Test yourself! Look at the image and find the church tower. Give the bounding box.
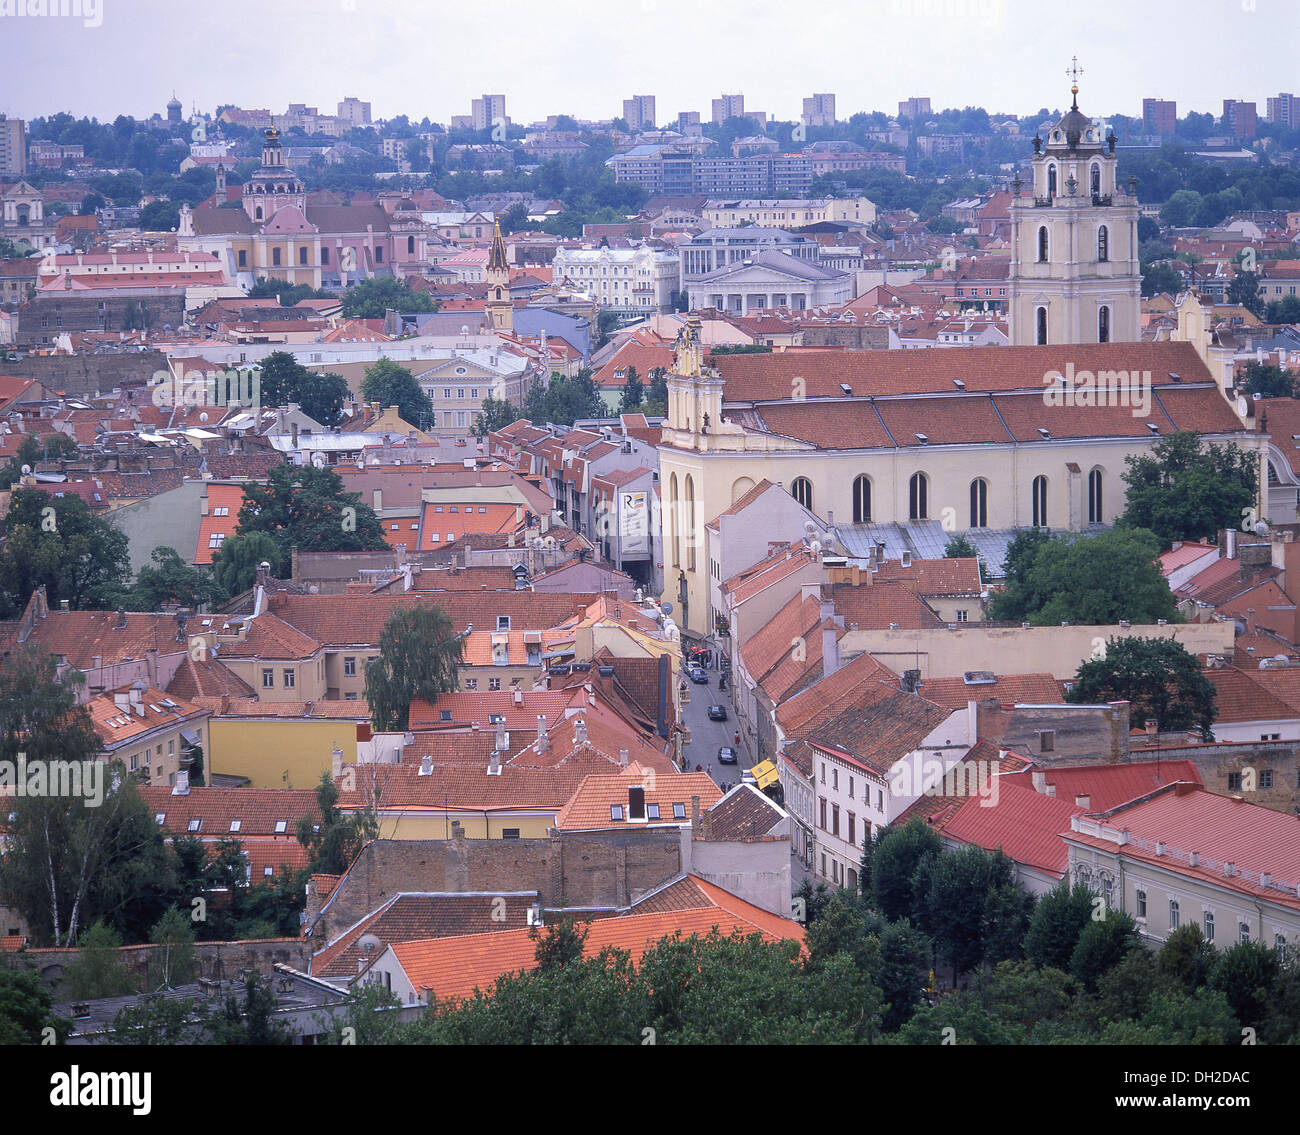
[485,220,513,333]
[1007,61,1141,347]
[241,128,306,224]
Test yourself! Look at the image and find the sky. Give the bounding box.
[0,0,1295,126]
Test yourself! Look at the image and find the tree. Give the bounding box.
[922,846,1026,975]
[0,967,69,1045]
[147,907,197,989]
[1227,269,1265,317]
[235,465,388,572]
[0,435,40,490]
[256,350,308,407]
[364,602,464,731]
[1141,262,1183,298]
[1120,430,1258,545]
[1158,922,1214,990]
[211,530,284,598]
[1264,294,1300,324]
[359,357,434,428]
[296,772,374,877]
[1160,189,1203,227]
[122,546,221,611]
[207,969,294,1045]
[473,396,522,436]
[297,372,350,429]
[62,920,138,999]
[1206,939,1280,1032]
[110,995,208,1045]
[943,534,978,559]
[340,277,436,319]
[138,200,181,231]
[531,918,589,972]
[0,648,180,946]
[1067,635,1216,736]
[619,365,643,411]
[877,919,933,1032]
[1024,881,1095,971]
[987,527,1178,627]
[869,820,942,923]
[0,488,131,618]
[1239,360,1293,399]
[43,432,80,460]
[1068,910,1142,992]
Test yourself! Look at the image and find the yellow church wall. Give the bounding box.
[208,718,354,788]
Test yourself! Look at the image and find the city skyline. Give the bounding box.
[0,0,1295,126]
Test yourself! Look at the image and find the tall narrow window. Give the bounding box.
[1088,468,1103,524]
[1098,305,1110,343]
[1048,165,1057,197]
[1097,224,1109,262]
[669,473,679,568]
[408,235,415,254]
[1037,226,1048,262]
[1031,475,1048,528]
[1090,164,1101,196]
[909,472,928,521]
[684,474,696,571]
[969,478,987,528]
[790,477,813,511]
[852,475,871,523]
[1036,306,1048,346]
[272,247,281,266]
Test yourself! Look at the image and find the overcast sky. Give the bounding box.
[0,0,1294,125]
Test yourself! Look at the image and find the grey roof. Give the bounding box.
[695,249,847,283]
[831,522,1022,579]
[686,227,808,244]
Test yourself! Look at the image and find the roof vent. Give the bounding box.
[1037,427,1051,439]
[915,432,928,444]
[839,383,852,396]
[1147,422,1160,433]
[953,378,965,390]
[962,671,997,685]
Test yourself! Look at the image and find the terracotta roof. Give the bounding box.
[713,340,1217,401]
[217,612,321,660]
[938,779,1084,876]
[138,785,321,838]
[554,767,721,830]
[410,689,585,733]
[165,655,256,700]
[1003,760,1204,813]
[194,484,246,566]
[874,557,982,597]
[88,687,207,748]
[807,689,955,777]
[775,650,901,737]
[1064,785,1300,911]
[826,580,945,631]
[704,784,787,841]
[312,891,538,979]
[389,881,804,1003]
[916,672,1065,710]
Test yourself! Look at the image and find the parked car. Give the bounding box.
[717,745,737,764]
[688,666,710,684]
[707,704,728,721]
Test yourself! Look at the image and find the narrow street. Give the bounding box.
[677,657,751,792]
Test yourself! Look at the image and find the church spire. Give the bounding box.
[488,219,508,275]
[1067,56,1083,111]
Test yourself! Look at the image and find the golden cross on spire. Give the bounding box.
[1067,56,1083,106]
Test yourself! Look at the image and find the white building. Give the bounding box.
[552,245,680,315]
[702,197,876,229]
[687,249,852,313]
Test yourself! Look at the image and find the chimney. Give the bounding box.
[1145,718,1158,736]
[60,599,69,610]
[331,745,344,780]
[1031,770,1046,794]
[619,748,629,767]
[488,751,501,776]
[575,718,588,745]
[822,621,841,679]
[512,689,524,706]
[495,720,508,750]
[114,691,130,711]
[690,794,701,836]
[1074,793,1090,809]
[419,755,433,776]
[115,607,127,630]
[536,714,548,751]
[171,770,190,795]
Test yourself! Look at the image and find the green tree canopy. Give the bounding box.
[341,277,437,319]
[988,526,1178,626]
[1066,635,1216,736]
[62,920,138,999]
[363,602,465,731]
[0,968,69,1045]
[1239,360,1293,399]
[211,530,284,598]
[359,357,434,428]
[1024,881,1096,971]
[869,820,943,924]
[0,488,130,618]
[473,396,523,436]
[235,465,388,571]
[1120,430,1258,545]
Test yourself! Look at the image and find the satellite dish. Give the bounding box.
[659,601,673,616]
[1237,396,1249,417]
[258,561,271,571]
[20,464,31,475]
[199,411,208,423]
[1255,521,1269,536]
[357,933,382,955]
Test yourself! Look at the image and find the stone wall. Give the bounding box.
[0,349,166,398]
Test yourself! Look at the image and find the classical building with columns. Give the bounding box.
[1007,80,1142,347]
[656,311,1259,638]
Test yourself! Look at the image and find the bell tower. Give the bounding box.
[241,128,306,223]
[485,220,513,333]
[1008,59,1141,347]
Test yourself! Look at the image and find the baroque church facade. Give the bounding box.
[178,129,433,290]
[656,84,1261,639]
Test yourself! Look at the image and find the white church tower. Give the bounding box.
[1008,60,1142,347]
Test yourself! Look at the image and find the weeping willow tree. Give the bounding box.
[363,602,464,731]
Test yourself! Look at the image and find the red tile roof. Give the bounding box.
[1002,760,1204,813]
[938,779,1084,876]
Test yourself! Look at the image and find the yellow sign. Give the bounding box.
[749,759,779,790]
